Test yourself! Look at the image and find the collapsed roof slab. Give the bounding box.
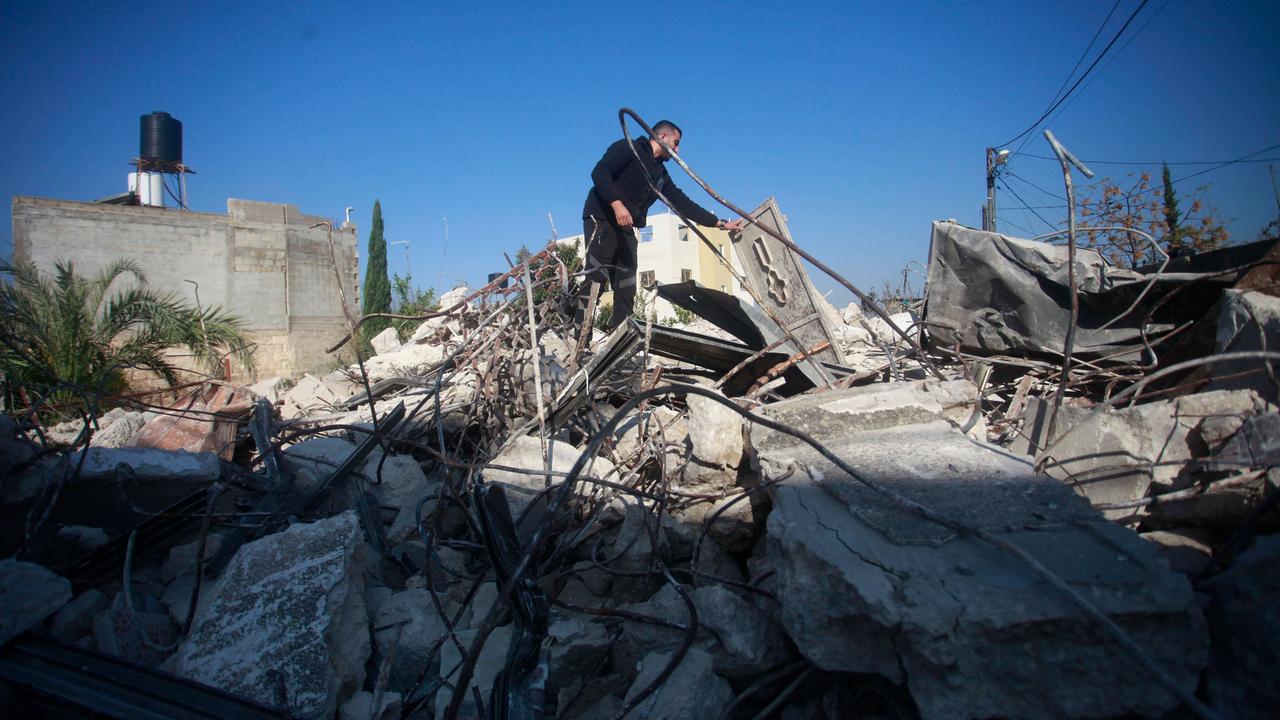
[751,386,1207,720]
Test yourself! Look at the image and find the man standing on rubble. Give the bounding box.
[575,120,744,333]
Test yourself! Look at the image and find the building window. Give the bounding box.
[640,270,656,288]
[679,226,689,242]
[638,227,654,243]
[680,268,693,283]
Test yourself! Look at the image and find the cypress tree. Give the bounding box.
[361,200,392,339]
[1162,162,1182,252]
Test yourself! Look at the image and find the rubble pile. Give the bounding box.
[1,217,1277,720]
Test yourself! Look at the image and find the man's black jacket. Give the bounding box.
[583,137,719,229]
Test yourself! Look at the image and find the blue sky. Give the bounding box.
[3,1,1278,305]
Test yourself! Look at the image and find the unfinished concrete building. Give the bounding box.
[11,196,359,380]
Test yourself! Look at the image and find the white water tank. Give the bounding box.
[128,172,165,207]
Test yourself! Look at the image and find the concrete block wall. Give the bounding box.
[12,196,359,381]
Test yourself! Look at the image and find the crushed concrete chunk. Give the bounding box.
[49,588,107,642]
[436,625,512,719]
[174,511,370,719]
[362,453,433,510]
[340,690,401,720]
[0,559,72,646]
[370,326,401,355]
[374,588,447,694]
[754,389,1208,720]
[68,447,221,482]
[686,387,744,468]
[44,407,146,448]
[1201,534,1280,719]
[162,534,223,583]
[1021,389,1271,518]
[1210,289,1280,398]
[482,435,616,519]
[689,585,789,677]
[622,647,732,720]
[548,615,612,680]
[282,373,339,419]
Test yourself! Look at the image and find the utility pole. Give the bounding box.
[984,148,997,232]
[984,147,1010,232]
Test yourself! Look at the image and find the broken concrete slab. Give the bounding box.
[320,370,362,403]
[45,407,146,448]
[340,690,401,720]
[1209,289,1280,399]
[1141,529,1215,576]
[689,584,790,677]
[752,396,1208,720]
[362,454,435,510]
[435,624,513,719]
[49,588,108,643]
[0,558,72,646]
[161,534,223,583]
[548,615,612,680]
[174,511,370,719]
[686,387,744,468]
[1204,410,1280,471]
[744,377,981,438]
[1020,389,1272,518]
[283,435,363,476]
[1201,534,1280,719]
[246,375,286,405]
[481,435,616,520]
[409,314,452,345]
[438,285,472,312]
[68,447,221,483]
[373,588,447,694]
[612,584,691,675]
[621,647,732,720]
[670,495,757,554]
[370,326,401,356]
[282,373,339,419]
[360,342,448,385]
[558,676,627,720]
[457,582,500,632]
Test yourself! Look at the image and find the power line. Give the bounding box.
[999,180,1059,230]
[1029,0,1174,140]
[1004,169,1067,201]
[1041,0,1122,121]
[1171,143,1280,185]
[1016,153,1280,166]
[1025,142,1280,211]
[997,215,1036,236]
[996,0,1151,149]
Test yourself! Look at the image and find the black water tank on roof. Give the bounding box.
[140,111,183,163]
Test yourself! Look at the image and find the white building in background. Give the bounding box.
[558,211,751,320]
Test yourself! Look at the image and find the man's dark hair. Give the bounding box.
[651,120,682,138]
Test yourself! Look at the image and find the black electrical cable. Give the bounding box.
[1004,169,1067,201]
[1041,0,1123,119]
[1017,153,1280,167]
[1026,0,1175,142]
[999,180,1058,230]
[996,0,1151,149]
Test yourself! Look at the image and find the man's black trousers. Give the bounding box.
[574,215,638,332]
